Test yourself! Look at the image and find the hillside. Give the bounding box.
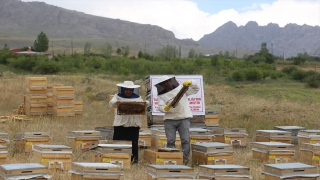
[198,21,320,58]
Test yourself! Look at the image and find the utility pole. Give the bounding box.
[271,43,273,55]
[235,46,237,59]
[51,41,54,56]
[71,38,73,56]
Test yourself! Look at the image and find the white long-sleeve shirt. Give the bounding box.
[109,95,149,127]
[157,80,200,120]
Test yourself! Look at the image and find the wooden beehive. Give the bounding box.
[151,134,181,149]
[146,165,194,180]
[53,96,75,105]
[25,103,48,116]
[262,163,319,180]
[198,164,252,180]
[25,95,47,104]
[52,86,75,96]
[298,130,320,146]
[205,110,219,126]
[47,84,63,93]
[67,130,101,150]
[212,128,247,147]
[189,128,214,144]
[0,133,9,146]
[53,105,75,117]
[68,162,122,180]
[144,148,183,165]
[31,144,73,170]
[0,146,7,164]
[117,102,146,115]
[252,142,295,164]
[90,144,132,169]
[25,86,47,95]
[300,143,320,166]
[191,142,234,165]
[25,77,47,86]
[75,101,83,115]
[139,132,151,147]
[14,132,51,153]
[255,130,291,144]
[0,163,50,180]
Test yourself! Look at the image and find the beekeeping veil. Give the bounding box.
[116,81,140,98]
[155,75,179,95]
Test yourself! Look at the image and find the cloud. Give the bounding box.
[22,0,320,41]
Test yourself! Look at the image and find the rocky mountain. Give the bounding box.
[198,21,320,58]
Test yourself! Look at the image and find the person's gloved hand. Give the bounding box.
[183,80,192,86]
[164,105,171,111]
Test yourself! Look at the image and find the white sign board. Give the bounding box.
[150,75,205,116]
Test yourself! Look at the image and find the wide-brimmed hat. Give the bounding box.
[116,81,140,88]
[156,75,174,85]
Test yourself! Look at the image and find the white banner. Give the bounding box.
[149,75,205,115]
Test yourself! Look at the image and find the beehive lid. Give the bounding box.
[89,140,131,150]
[147,165,194,178]
[14,132,51,140]
[300,143,320,151]
[148,164,192,170]
[33,144,72,153]
[69,162,122,176]
[212,128,247,135]
[189,128,212,135]
[199,164,251,178]
[139,132,151,136]
[96,144,132,148]
[263,163,319,178]
[191,142,233,154]
[67,130,101,137]
[252,142,294,151]
[0,163,48,178]
[274,126,305,131]
[256,130,291,137]
[298,130,320,137]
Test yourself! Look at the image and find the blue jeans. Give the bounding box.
[164,118,190,161]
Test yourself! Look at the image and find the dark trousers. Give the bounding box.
[113,126,140,163]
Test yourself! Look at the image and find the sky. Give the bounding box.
[22,0,320,41]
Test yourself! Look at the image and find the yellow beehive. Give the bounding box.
[192,142,234,165]
[146,165,194,180]
[90,144,132,169]
[190,128,214,144]
[31,144,73,171]
[0,146,7,164]
[67,130,101,150]
[52,86,75,96]
[0,133,9,146]
[25,77,47,86]
[262,163,319,180]
[14,132,51,153]
[144,148,183,165]
[252,142,295,164]
[139,132,151,147]
[25,95,47,104]
[0,163,50,180]
[300,143,320,166]
[25,103,47,116]
[255,130,291,144]
[68,162,122,180]
[75,101,83,115]
[25,86,47,95]
[198,164,252,180]
[212,128,247,147]
[298,130,320,146]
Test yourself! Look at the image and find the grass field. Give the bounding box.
[0,73,320,179]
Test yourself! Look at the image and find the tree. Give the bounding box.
[178,46,181,58]
[123,46,130,57]
[84,41,91,55]
[188,48,196,58]
[138,51,143,58]
[2,44,9,51]
[33,31,49,52]
[260,42,269,54]
[116,48,122,56]
[101,42,113,57]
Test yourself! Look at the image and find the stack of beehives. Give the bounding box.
[24,77,83,117]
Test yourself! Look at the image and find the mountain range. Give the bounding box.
[0,0,319,58]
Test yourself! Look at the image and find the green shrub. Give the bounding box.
[232,71,245,81]
[244,68,263,81]
[33,61,60,74]
[306,75,320,88]
[282,66,297,74]
[290,70,306,82]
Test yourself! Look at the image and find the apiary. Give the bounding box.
[0,146,7,164]
[139,132,151,147]
[90,144,132,169]
[198,164,252,180]
[298,130,320,146]
[300,143,320,165]
[212,128,247,147]
[0,163,51,180]
[146,165,194,180]
[252,142,295,164]
[14,132,51,153]
[255,130,291,144]
[144,148,183,165]
[31,144,73,170]
[0,133,9,146]
[262,163,319,180]
[191,142,234,165]
[68,162,122,180]
[67,130,101,150]
[189,128,214,144]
